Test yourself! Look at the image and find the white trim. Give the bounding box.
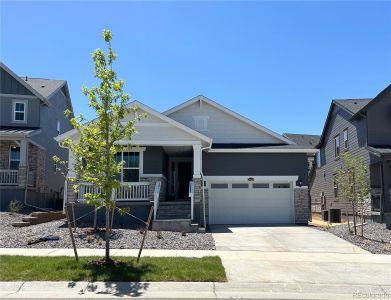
[204,175,299,183]
[12,99,28,123]
[130,101,212,144]
[0,62,50,105]
[163,95,294,145]
[55,100,213,145]
[116,150,144,183]
[208,148,318,154]
[9,145,21,170]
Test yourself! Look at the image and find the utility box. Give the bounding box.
[322,210,328,221]
[329,208,341,223]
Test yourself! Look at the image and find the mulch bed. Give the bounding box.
[316,222,391,254]
[0,212,215,250]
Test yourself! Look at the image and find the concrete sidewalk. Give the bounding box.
[1,281,390,299]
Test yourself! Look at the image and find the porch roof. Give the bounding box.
[0,128,41,139]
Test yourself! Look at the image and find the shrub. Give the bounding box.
[8,200,24,213]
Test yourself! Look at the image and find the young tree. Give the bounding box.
[56,29,142,263]
[335,152,370,236]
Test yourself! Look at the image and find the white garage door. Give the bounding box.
[208,179,295,225]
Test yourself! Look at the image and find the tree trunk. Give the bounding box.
[360,206,364,237]
[105,201,110,261]
[352,204,357,235]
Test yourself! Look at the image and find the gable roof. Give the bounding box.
[352,84,391,119]
[55,100,212,145]
[317,98,373,148]
[0,62,50,105]
[283,133,320,149]
[21,77,67,99]
[333,98,372,114]
[164,95,294,145]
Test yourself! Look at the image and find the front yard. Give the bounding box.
[0,212,215,250]
[0,256,226,282]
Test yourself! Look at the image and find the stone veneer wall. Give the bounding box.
[28,143,46,192]
[294,187,310,224]
[140,176,167,202]
[193,178,209,226]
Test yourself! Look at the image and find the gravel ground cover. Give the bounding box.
[316,222,391,254]
[0,212,216,250]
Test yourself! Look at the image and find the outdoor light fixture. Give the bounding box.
[299,178,303,187]
[248,177,254,182]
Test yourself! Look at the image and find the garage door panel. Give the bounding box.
[209,182,294,225]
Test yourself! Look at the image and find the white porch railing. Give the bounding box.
[76,182,150,202]
[0,170,18,185]
[189,181,194,220]
[153,181,161,219]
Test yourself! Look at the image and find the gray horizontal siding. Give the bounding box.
[203,152,309,185]
[311,106,370,211]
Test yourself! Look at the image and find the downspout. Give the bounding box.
[200,142,212,228]
[23,139,29,207]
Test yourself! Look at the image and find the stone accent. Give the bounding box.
[17,166,27,187]
[27,143,46,192]
[294,187,310,224]
[139,176,167,202]
[194,178,209,226]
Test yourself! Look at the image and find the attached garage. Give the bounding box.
[206,176,297,225]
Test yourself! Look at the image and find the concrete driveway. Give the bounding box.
[210,225,391,289]
[210,225,367,253]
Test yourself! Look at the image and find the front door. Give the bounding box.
[177,162,192,200]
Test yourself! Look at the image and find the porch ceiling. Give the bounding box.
[163,146,192,156]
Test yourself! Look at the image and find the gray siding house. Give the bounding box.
[58,95,316,231]
[310,85,391,225]
[0,62,73,209]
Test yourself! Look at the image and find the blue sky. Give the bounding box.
[1,1,390,135]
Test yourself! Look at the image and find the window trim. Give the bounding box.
[12,99,28,123]
[116,149,144,182]
[334,134,340,158]
[343,128,349,150]
[9,146,21,170]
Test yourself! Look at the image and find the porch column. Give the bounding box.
[66,149,77,204]
[18,139,28,187]
[67,149,76,178]
[192,144,201,178]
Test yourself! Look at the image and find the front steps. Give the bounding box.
[152,201,199,232]
[12,211,65,227]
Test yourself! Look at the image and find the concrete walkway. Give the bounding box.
[1,281,390,299]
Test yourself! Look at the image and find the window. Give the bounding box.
[273,183,290,188]
[253,183,269,188]
[9,146,20,170]
[211,183,228,189]
[115,151,140,182]
[57,120,61,135]
[12,100,27,123]
[334,135,340,157]
[343,129,348,149]
[232,183,248,189]
[193,116,208,131]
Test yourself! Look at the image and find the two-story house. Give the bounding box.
[310,84,391,227]
[0,62,73,210]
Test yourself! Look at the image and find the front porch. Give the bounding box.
[0,131,46,209]
[65,144,205,231]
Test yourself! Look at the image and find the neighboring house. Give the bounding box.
[57,95,317,231]
[0,62,73,210]
[310,85,391,225]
